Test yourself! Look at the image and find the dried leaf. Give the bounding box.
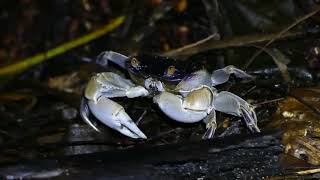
[259,48,291,82]
[271,87,320,165]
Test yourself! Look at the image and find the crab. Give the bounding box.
[80,51,260,139]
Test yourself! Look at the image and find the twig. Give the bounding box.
[254,98,284,107]
[136,110,147,125]
[162,30,302,58]
[0,16,125,78]
[243,6,320,69]
[289,93,320,117]
[131,1,176,43]
[296,168,320,175]
[146,128,184,142]
[201,0,221,37]
[162,34,218,57]
[240,85,256,96]
[253,46,291,82]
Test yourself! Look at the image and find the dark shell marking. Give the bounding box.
[126,54,190,82]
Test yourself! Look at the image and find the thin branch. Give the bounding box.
[162,34,218,57]
[0,16,125,78]
[243,6,320,69]
[289,93,320,117]
[162,30,302,59]
[254,98,284,107]
[296,168,320,175]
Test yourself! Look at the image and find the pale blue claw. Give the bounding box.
[88,96,147,139]
[80,97,100,132]
[81,72,149,139]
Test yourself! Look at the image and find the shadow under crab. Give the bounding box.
[80,51,260,139]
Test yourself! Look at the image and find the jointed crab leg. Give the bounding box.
[212,91,260,133]
[202,110,217,139]
[96,51,129,68]
[240,106,259,133]
[211,65,254,86]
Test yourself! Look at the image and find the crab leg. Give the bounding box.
[96,51,129,68]
[211,65,254,86]
[212,91,260,133]
[202,110,217,139]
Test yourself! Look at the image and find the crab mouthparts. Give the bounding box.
[144,77,165,92]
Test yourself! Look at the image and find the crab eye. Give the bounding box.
[166,65,176,76]
[164,65,180,79]
[131,57,140,69]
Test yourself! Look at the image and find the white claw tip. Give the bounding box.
[140,133,147,139]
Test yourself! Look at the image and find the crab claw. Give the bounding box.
[213,91,260,133]
[80,97,100,132]
[153,91,208,123]
[87,96,147,139]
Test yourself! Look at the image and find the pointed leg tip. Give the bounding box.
[202,134,213,140]
[248,125,260,133]
[93,126,100,132]
[129,133,147,139]
[202,127,215,140]
[85,119,100,132]
[202,135,210,140]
